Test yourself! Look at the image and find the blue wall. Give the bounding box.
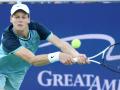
[0,3,120,90]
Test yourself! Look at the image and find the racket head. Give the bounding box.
[101,42,120,73]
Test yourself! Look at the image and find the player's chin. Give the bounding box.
[16,25,25,29]
[16,27,26,31]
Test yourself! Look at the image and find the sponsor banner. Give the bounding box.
[0,3,120,90]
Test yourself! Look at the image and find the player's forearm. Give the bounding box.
[30,52,60,66]
[48,34,79,57]
[15,47,61,66]
[60,42,80,57]
[30,54,50,66]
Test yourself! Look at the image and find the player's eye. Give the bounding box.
[15,16,20,19]
[14,16,27,19]
[22,16,26,19]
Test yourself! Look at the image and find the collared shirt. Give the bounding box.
[0,22,52,74]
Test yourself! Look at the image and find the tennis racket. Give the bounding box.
[73,42,120,73]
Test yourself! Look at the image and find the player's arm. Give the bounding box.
[47,34,89,64]
[34,22,78,56]
[48,34,80,56]
[14,47,73,66]
[14,47,48,66]
[2,29,73,66]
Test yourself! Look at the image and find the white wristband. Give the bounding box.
[48,52,60,63]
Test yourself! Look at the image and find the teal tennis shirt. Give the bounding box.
[0,22,52,74]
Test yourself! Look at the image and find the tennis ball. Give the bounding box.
[71,39,81,48]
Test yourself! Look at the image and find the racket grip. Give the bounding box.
[73,58,78,63]
[73,58,101,64]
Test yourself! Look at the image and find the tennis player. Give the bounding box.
[0,3,89,90]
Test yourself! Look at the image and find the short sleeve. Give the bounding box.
[1,30,21,54]
[29,22,52,40]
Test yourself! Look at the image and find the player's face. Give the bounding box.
[10,11,30,31]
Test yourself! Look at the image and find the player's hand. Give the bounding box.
[75,54,90,64]
[59,52,74,65]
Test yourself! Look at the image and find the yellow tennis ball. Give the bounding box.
[71,39,81,48]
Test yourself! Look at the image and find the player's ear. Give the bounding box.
[10,16,13,23]
[28,18,30,23]
[28,16,30,23]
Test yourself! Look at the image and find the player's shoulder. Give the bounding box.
[3,24,16,38]
[29,21,43,30]
[2,25,20,53]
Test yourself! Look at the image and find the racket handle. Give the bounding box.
[73,58,78,63]
[73,58,101,64]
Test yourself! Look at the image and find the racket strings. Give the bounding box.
[101,43,120,73]
[102,64,120,73]
[101,58,120,73]
[88,42,120,74]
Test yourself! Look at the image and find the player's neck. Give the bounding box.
[13,28,29,39]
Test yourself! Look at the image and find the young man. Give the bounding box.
[0,3,89,90]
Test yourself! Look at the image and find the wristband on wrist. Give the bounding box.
[48,52,60,63]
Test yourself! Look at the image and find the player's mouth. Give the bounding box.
[17,24,24,27]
